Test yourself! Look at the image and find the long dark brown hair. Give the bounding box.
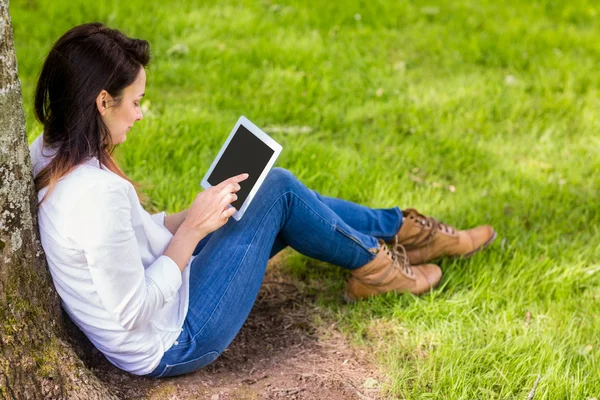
[34,22,150,201]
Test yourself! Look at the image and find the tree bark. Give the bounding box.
[0,2,116,399]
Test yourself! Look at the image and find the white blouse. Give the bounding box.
[29,135,191,375]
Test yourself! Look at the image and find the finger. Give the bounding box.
[219,193,238,208]
[217,173,249,189]
[221,206,237,219]
[219,183,241,199]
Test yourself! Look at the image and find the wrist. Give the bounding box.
[177,221,207,242]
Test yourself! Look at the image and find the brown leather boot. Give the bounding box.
[395,208,496,265]
[344,241,442,303]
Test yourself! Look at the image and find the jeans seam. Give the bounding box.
[334,225,378,253]
[394,207,403,233]
[156,350,219,378]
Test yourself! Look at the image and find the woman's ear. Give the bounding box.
[95,90,110,116]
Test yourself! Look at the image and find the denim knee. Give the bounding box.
[263,167,300,195]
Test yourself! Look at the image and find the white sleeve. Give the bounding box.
[70,183,181,331]
[151,211,167,226]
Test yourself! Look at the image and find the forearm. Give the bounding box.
[164,209,189,234]
[164,224,206,272]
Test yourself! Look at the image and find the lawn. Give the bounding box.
[11,0,600,398]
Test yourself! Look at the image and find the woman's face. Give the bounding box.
[101,68,146,145]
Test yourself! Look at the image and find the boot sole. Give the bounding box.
[343,274,443,304]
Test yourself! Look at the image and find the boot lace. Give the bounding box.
[385,238,413,277]
[404,208,456,249]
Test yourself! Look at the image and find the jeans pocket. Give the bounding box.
[156,351,220,378]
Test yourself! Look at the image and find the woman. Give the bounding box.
[30,23,496,378]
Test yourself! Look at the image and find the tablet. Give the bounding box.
[201,116,282,221]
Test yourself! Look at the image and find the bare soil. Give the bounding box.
[87,252,384,400]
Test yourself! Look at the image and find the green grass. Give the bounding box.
[11,0,600,397]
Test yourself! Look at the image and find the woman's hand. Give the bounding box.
[164,173,249,271]
[181,173,249,238]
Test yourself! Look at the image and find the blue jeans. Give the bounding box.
[148,168,402,378]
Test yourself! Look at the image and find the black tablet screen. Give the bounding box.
[207,125,275,210]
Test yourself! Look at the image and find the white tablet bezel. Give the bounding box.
[201,116,282,221]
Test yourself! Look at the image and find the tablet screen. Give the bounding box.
[207,125,275,210]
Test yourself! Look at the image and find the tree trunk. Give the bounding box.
[0,2,116,399]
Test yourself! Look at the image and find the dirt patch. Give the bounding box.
[88,251,384,399]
